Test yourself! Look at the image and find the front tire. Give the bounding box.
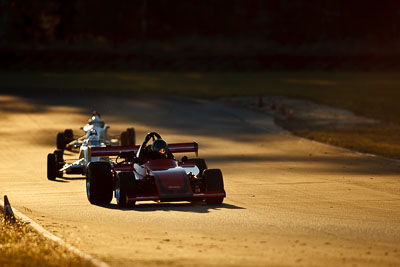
[53,150,64,178]
[56,132,65,150]
[204,169,225,205]
[86,162,113,205]
[47,153,57,181]
[54,149,64,163]
[116,172,136,207]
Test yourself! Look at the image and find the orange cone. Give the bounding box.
[4,195,15,222]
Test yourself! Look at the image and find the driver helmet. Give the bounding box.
[92,111,101,117]
[89,128,97,136]
[151,139,168,155]
[88,116,105,127]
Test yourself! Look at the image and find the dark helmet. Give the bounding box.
[88,116,105,127]
[89,128,97,136]
[92,111,101,118]
[151,139,168,154]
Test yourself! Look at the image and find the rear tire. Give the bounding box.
[116,172,136,207]
[86,162,113,204]
[204,169,225,205]
[120,131,129,146]
[47,153,57,181]
[56,132,65,150]
[127,128,135,146]
[64,129,74,143]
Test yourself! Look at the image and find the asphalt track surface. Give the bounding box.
[0,93,399,267]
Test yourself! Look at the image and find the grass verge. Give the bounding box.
[281,121,400,159]
[0,209,94,267]
[1,71,400,159]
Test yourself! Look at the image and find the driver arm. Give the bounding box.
[166,149,174,159]
[138,145,152,163]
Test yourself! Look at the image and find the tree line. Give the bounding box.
[1,0,399,45]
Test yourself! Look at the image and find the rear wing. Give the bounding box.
[168,142,198,155]
[91,142,198,157]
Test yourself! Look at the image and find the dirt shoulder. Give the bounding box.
[221,96,400,159]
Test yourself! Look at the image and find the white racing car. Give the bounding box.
[47,112,135,181]
[56,111,135,151]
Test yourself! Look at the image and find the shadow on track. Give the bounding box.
[0,91,270,143]
[96,202,244,213]
[50,176,86,183]
[5,92,400,176]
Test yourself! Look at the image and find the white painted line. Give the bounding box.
[0,199,110,267]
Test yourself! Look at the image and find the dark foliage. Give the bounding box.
[1,0,399,44]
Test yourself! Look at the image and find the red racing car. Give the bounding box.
[86,132,226,207]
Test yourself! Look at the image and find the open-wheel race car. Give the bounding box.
[56,111,135,152]
[86,132,226,207]
[47,111,135,181]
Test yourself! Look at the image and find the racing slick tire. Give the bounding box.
[54,149,64,163]
[189,158,208,176]
[127,128,136,146]
[53,150,64,178]
[64,129,74,143]
[56,132,65,150]
[86,162,113,205]
[204,169,224,205]
[120,131,129,146]
[116,172,136,207]
[47,153,57,181]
